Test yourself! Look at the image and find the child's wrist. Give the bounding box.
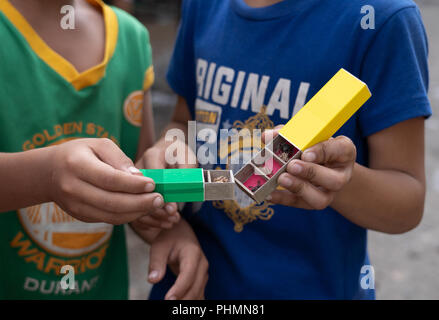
[37,146,58,204]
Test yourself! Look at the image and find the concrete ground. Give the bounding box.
[126,0,439,300]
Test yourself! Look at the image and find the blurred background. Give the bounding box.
[112,0,439,299]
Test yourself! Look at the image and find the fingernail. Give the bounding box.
[303,152,316,162]
[165,204,175,214]
[153,196,164,208]
[166,295,176,301]
[265,195,272,201]
[291,163,303,174]
[128,166,141,174]
[149,270,159,281]
[279,175,293,188]
[145,183,155,192]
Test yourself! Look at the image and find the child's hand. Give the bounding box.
[133,139,197,228]
[49,138,166,225]
[131,202,181,230]
[137,138,197,170]
[263,127,356,210]
[147,219,209,300]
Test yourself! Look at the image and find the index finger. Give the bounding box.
[165,249,200,300]
[78,150,155,193]
[302,136,357,165]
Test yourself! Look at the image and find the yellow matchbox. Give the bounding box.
[279,68,371,150]
[234,68,372,203]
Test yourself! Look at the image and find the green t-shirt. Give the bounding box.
[0,0,154,299]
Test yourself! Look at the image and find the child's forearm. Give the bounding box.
[0,148,54,212]
[331,163,425,234]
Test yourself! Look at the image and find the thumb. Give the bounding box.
[148,237,171,284]
[91,138,140,175]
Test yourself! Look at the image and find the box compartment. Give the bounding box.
[234,136,302,203]
[234,163,270,201]
[267,134,299,162]
[252,149,284,178]
[204,170,235,201]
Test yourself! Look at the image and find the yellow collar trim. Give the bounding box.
[0,0,118,91]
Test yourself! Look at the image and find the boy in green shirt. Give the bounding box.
[0,0,207,299]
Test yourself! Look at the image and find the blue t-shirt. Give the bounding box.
[151,0,431,299]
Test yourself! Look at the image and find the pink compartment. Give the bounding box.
[243,174,267,192]
[263,157,283,177]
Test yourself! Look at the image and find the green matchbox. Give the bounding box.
[140,168,235,202]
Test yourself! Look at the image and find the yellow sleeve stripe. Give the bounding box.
[143,66,155,91]
[279,69,371,151]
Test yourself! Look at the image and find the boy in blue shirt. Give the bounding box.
[139,0,431,299]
